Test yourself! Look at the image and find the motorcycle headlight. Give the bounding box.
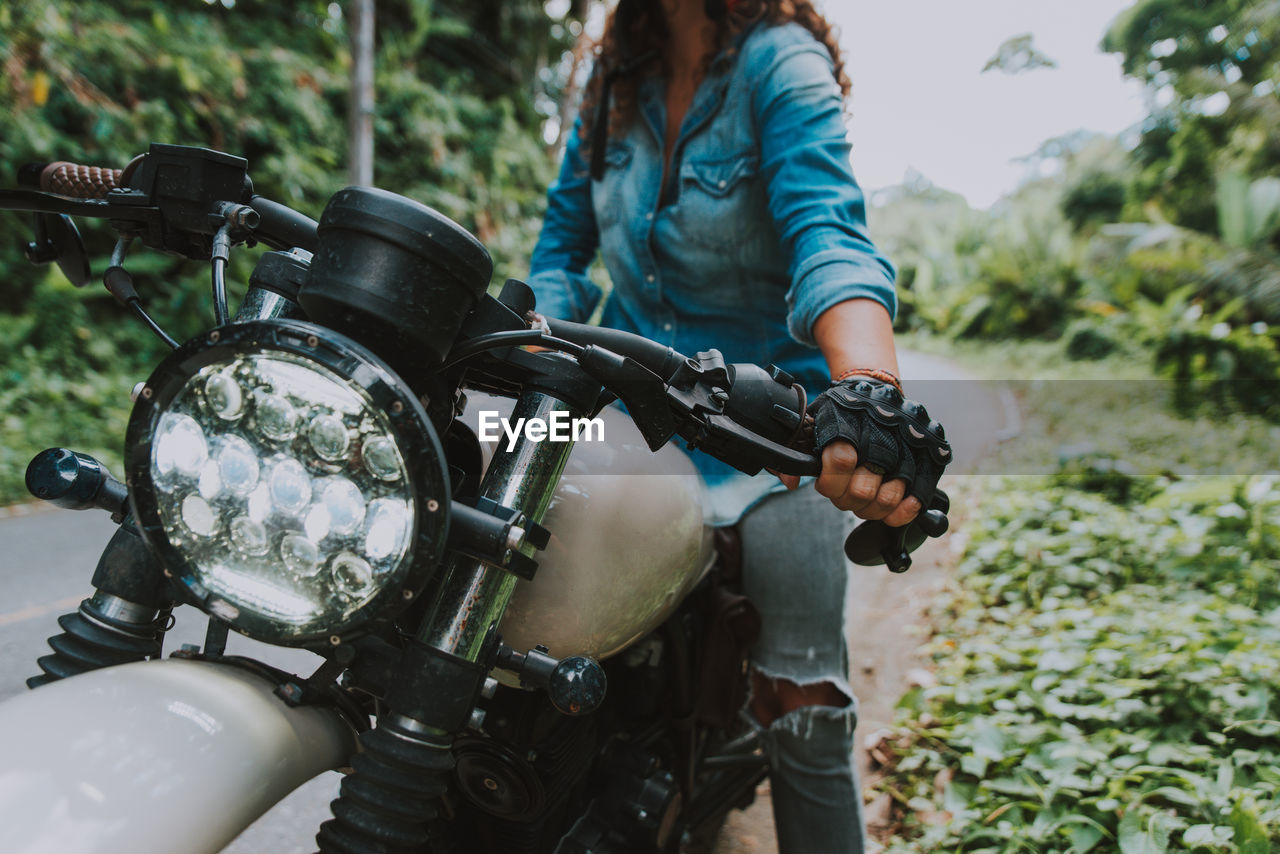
[125,320,450,646]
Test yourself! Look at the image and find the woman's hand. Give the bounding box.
[793,377,951,527]
[818,439,923,526]
[776,441,922,526]
[793,300,951,526]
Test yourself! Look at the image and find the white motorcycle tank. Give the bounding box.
[464,394,715,662]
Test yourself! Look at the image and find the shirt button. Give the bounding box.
[644,212,653,221]
[663,322,673,331]
[646,274,655,283]
[718,179,727,189]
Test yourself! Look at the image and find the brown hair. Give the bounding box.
[578,0,851,148]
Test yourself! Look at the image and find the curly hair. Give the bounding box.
[578,0,851,151]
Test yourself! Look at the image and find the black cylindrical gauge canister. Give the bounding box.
[301,187,492,373]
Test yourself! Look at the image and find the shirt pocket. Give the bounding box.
[671,153,762,251]
[592,142,635,230]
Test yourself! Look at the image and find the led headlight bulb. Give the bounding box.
[127,320,450,645]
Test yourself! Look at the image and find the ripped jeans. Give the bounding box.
[738,488,865,854]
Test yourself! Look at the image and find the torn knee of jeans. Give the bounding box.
[749,666,856,728]
[758,699,859,752]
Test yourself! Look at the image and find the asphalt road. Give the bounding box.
[0,349,1009,853]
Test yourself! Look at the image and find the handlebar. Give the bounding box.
[247,196,319,254]
[7,147,320,256]
[537,316,950,571]
[3,145,949,571]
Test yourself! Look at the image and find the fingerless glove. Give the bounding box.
[808,378,952,506]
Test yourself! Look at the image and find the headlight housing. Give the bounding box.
[126,319,450,646]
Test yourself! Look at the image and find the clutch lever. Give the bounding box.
[693,412,821,477]
[549,328,952,569]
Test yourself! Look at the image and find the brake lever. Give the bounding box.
[843,489,950,572]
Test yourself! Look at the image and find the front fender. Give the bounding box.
[0,659,358,854]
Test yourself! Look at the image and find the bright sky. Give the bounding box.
[827,0,1149,208]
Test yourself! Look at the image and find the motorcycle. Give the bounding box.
[0,143,949,854]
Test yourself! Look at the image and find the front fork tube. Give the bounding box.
[418,388,577,661]
[317,388,584,854]
[28,516,173,688]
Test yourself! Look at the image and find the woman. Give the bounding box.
[527,0,950,850]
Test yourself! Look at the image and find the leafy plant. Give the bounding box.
[1148,295,1280,417]
[1063,171,1128,232]
[0,0,583,505]
[1216,172,1280,250]
[876,474,1280,852]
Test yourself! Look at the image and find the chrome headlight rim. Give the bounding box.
[125,319,451,647]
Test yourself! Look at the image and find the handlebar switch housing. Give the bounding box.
[660,350,819,478]
[116,143,252,260]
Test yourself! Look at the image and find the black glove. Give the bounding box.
[808,377,952,507]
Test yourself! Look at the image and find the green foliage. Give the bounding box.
[1102,0,1280,94]
[1063,320,1121,361]
[877,473,1280,852]
[1216,172,1280,249]
[983,33,1059,75]
[868,7,1280,841]
[1130,114,1225,234]
[957,226,1083,340]
[876,186,1085,341]
[1063,172,1128,232]
[1104,0,1280,237]
[1151,304,1280,417]
[0,0,583,504]
[876,0,1280,353]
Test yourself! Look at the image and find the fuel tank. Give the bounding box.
[463,394,714,661]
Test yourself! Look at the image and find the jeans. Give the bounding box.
[737,488,865,854]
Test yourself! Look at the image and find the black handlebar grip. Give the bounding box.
[38,162,124,199]
[917,508,949,538]
[843,489,950,572]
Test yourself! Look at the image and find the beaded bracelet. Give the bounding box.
[834,366,904,394]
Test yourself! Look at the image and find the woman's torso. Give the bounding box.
[589,25,831,395]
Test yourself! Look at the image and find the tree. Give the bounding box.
[1102,0,1279,93]
[982,33,1058,75]
[0,0,591,499]
[1103,0,1280,239]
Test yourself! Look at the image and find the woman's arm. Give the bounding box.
[809,298,920,528]
[527,117,605,322]
[749,31,897,349]
[814,297,899,379]
[749,31,919,526]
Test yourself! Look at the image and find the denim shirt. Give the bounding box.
[527,22,897,525]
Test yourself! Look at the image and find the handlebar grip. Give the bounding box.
[843,489,950,573]
[917,508,949,538]
[38,162,124,199]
